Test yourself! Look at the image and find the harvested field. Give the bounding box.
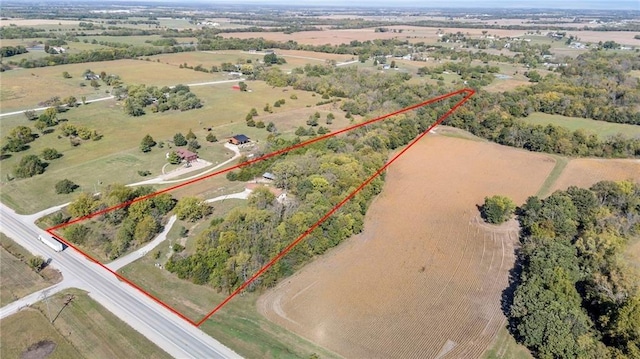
[258,134,556,358]
[220,27,639,46]
[564,31,640,46]
[0,19,79,26]
[550,158,640,192]
[221,26,529,46]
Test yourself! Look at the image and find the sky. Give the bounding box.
[42,0,640,10]
[175,0,639,10]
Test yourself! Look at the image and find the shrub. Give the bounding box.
[206,133,218,142]
[55,179,78,194]
[41,148,62,160]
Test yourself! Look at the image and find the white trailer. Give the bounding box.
[38,235,64,252]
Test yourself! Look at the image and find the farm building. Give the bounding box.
[229,134,250,145]
[176,149,198,162]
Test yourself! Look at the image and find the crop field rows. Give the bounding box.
[44,89,475,327]
[257,134,557,358]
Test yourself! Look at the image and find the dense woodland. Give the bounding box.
[165,112,432,292]
[61,185,175,259]
[509,181,640,358]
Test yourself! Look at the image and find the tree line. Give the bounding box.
[164,110,431,293]
[0,45,28,58]
[62,185,176,260]
[7,44,196,69]
[255,58,639,158]
[508,181,640,358]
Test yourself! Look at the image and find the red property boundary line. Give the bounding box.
[46,88,475,327]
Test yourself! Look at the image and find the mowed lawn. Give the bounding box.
[0,289,171,359]
[149,50,356,74]
[119,252,340,359]
[0,233,61,306]
[149,50,265,68]
[521,112,640,139]
[0,81,321,213]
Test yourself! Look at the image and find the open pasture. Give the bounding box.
[0,81,320,213]
[0,289,171,359]
[149,50,264,68]
[0,59,225,113]
[521,112,640,139]
[82,35,167,46]
[258,134,556,358]
[0,233,61,306]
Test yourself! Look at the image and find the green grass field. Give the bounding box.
[0,288,171,359]
[0,309,83,359]
[0,233,61,306]
[0,80,321,213]
[535,154,569,197]
[521,112,640,139]
[82,35,166,46]
[0,59,225,113]
[119,251,340,359]
[482,326,533,359]
[149,50,263,68]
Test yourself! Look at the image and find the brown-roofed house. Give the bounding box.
[176,148,198,163]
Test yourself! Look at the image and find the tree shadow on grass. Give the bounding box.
[501,248,523,336]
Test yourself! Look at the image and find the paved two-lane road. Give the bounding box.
[0,204,241,359]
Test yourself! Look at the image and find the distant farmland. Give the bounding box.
[520,112,640,139]
[258,134,556,358]
[550,158,640,192]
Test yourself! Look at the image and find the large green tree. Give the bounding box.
[174,197,211,222]
[140,134,156,152]
[68,192,97,218]
[481,195,516,224]
[14,155,46,178]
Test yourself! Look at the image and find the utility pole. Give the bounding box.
[42,288,52,323]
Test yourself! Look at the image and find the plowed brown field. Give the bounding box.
[551,158,640,192]
[258,134,556,358]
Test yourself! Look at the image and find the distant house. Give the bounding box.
[229,134,250,145]
[176,148,198,163]
[262,172,276,181]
